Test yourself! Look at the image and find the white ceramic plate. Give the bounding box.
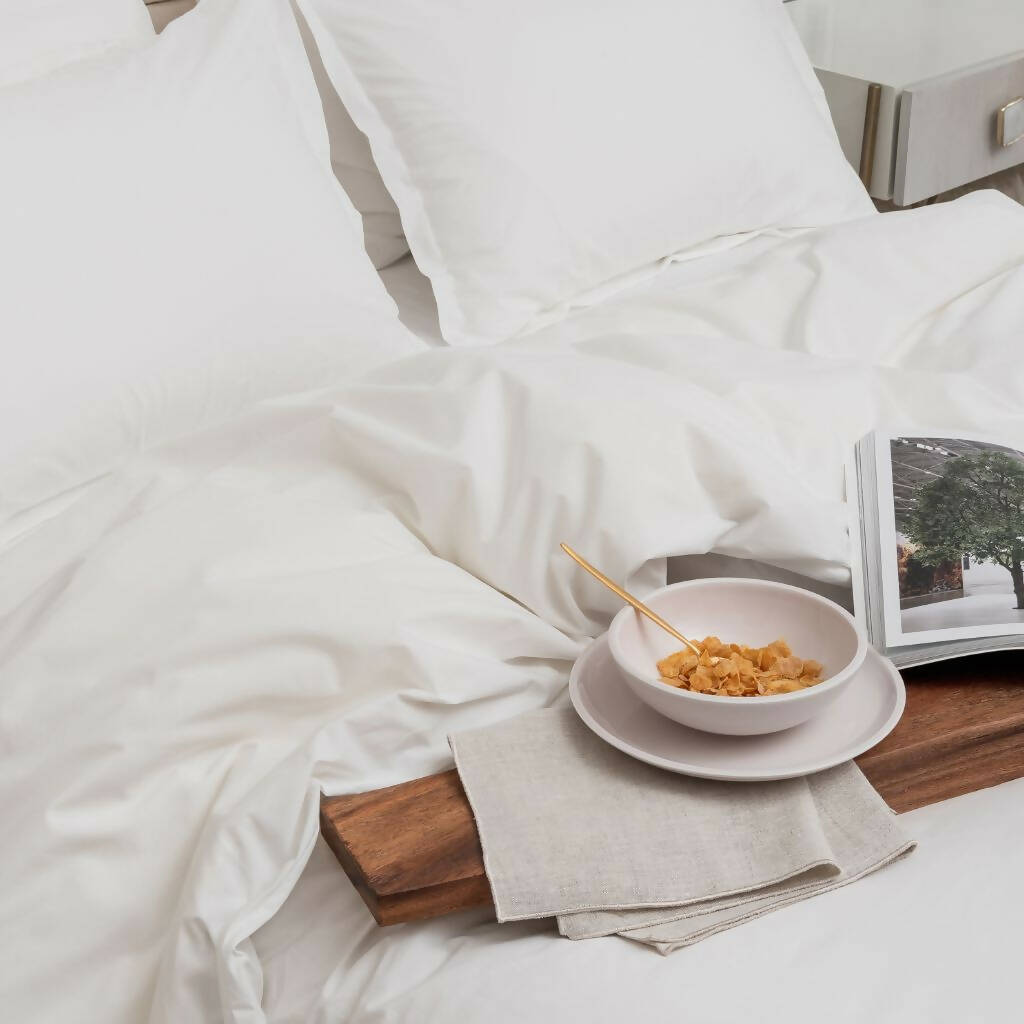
[569,633,905,782]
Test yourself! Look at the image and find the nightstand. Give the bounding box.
[788,0,1024,206]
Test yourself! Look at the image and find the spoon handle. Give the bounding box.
[560,543,702,656]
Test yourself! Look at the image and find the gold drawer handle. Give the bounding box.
[997,97,1024,147]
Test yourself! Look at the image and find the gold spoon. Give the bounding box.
[560,543,702,657]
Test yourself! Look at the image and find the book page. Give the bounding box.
[870,431,1024,647]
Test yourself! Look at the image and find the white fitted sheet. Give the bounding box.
[5,191,1024,1024]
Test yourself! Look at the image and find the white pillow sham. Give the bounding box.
[144,0,407,270]
[0,0,419,522]
[0,0,153,87]
[299,0,873,346]
[293,3,408,269]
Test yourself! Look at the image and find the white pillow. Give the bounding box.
[299,0,873,346]
[0,0,419,522]
[143,0,407,270]
[293,3,408,269]
[0,0,154,87]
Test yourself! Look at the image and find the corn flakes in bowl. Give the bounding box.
[607,579,867,736]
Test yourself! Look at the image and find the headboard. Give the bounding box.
[145,0,197,33]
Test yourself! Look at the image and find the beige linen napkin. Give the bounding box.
[449,708,914,952]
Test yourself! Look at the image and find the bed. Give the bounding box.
[2,2,1023,1022]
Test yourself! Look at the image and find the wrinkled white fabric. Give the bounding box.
[3,192,1024,1023]
[0,408,580,1024]
[327,193,1024,637]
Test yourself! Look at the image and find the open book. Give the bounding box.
[849,431,1024,668]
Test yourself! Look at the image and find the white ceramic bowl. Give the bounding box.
[607,578,868,736]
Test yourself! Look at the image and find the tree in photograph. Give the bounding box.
[905,450,1024,609]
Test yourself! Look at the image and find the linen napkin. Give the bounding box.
[449,708,915,953]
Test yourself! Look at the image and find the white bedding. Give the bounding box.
[300,0,870,345]
[327,193,1024,640]
[256,778,1024,1023]
[0,0,417,522]
[379,255,445,346]
[3,193,1024,1024]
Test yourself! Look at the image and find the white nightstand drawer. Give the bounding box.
[893,51,1024,206]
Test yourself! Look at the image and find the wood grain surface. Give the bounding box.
[857,652,1024,811]
[321,652,1024,926]
[319,769,492,925]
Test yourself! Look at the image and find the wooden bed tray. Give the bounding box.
[320,653,1024,926]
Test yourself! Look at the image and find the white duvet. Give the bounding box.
[3,193,1024,1023]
